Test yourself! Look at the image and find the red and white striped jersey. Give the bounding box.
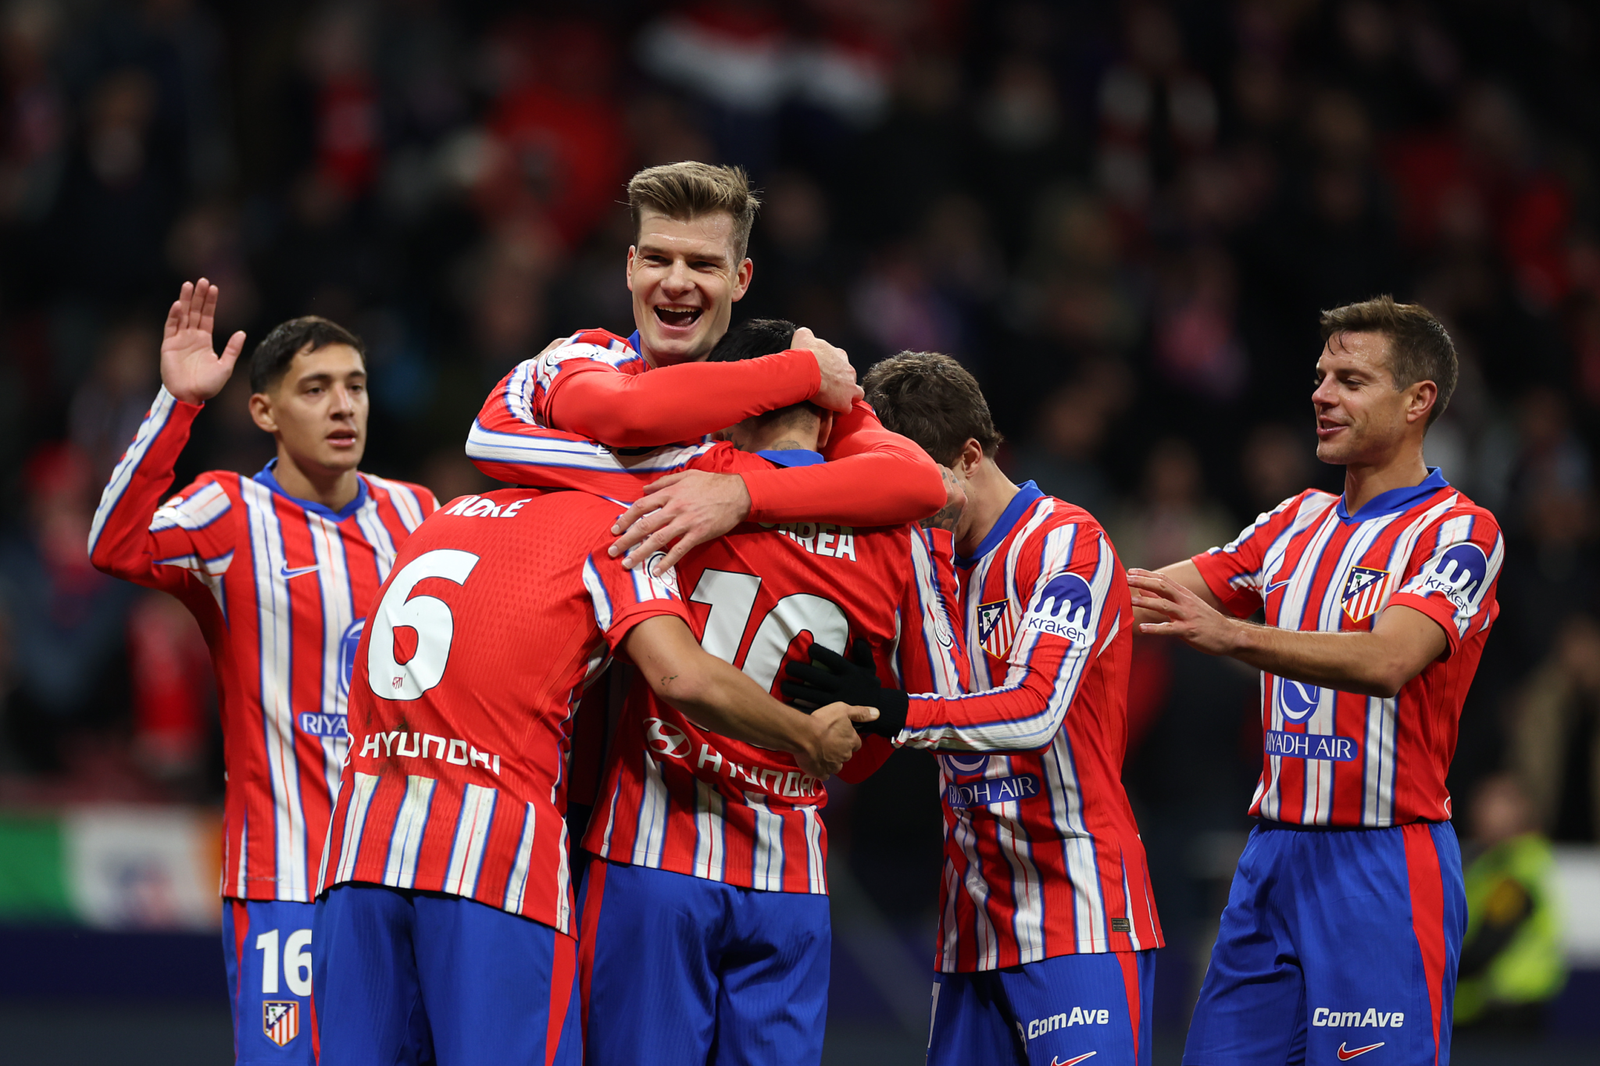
[88,387,436,902]
[318,490,689,933]
[900,482,1163,972]
[1191,468,1502,828]
[585,451,968,894]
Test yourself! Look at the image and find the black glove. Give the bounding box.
[781,637,909,739]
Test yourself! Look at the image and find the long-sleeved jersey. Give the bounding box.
[898,482,1163,972]
[318,490,688,933]
[1190,468,1502,828]
[89,387,436,902]
[584,448,967,894]
[463,328,946,524]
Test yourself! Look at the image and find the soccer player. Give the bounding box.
[574,320,967,1066]
[88,279,436,1063]
[314,485,872,1065]
[464,160,947,568]
[1127,297,1500,1066]
[787,352,1163,1066]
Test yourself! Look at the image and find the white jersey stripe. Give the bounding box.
[332,772,381,886]
[631,752,669,867]
[692,780,726,881]
[241,480,309,900]
[383,774,437,889]
[443,783,498,897]
[747,794,785,892]
[503,802,538,913]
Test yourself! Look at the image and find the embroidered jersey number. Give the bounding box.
[366,549,481,701]
[689,569,848,691]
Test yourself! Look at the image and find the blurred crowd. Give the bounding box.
[0,0,1596,1005]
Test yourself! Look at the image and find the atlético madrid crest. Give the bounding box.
[978,599,1018,658]
[1342,565,1397,623]
[263,1001,299,1047]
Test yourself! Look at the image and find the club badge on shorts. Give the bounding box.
[1341,565,1396,623]
[264,1001,300,1046]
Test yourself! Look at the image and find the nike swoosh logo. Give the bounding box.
[280,564,322,579]
[1337,1042,1385,1060]
[1264,580,1291,596]
[1051,1055,1097,1066]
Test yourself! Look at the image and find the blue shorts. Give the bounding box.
[928,950,1156,1066]
[314,884,579,1066]
[576,857,831,1066]
[222,898,317,1064]
[1183,821,1465,1066]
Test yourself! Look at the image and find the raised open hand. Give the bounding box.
[161,278,247,405]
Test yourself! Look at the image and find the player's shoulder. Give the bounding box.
[362,474,437,511]
[1028,493,1113,546]
[539,329,644,375]
[1429,484,1499,530]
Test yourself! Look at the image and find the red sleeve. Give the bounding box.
[88,387,238,598]
[739,402,946,526]
[1189,491,1325,619]
[547,350,820,447]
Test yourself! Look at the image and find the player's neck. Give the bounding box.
[1341,444,1429,513]
[272,446,362,511]
[954,460,1020,557]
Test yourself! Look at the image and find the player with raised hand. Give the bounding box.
[88,279,436,1063]
[787,352,1162,1066]
[463,161,948,572]
[314,485,872,1065]
[1126,297,1499,1066]
[573,319,967,1066]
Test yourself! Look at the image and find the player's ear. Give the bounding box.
[958,438,984,476]
[815,409,835,450]
[249,391,278,434]
[624,246,637,291]
[1407,380,1437,426]
[731,256,753,302]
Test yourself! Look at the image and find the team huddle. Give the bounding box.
[91,162,1502,1066]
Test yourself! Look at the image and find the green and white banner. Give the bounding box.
[0,806,221,930]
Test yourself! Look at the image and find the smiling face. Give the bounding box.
[627,210,753,366]
[1311,330,1432,467]
[250,342,368,475]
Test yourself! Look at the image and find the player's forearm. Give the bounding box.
[1225,623,1417,698]
[653,657,824,762]
[741,449,945,526]
[899,671,1064,752]
[1132,561,1222,626]
[88,387,199,578]
[549,352,819,448]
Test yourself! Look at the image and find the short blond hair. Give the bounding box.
[627,161,760,261]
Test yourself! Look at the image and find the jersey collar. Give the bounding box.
[253,460,370,521]
[628,329,642,354]
[756,448,825,468]
[1336,467,1449,523]
[957,480,1044,569]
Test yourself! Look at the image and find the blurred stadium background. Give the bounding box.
[0,1,1598,1063]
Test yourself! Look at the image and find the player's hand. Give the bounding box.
[783,638,909,739]
[1128,568,1243,655]
[161,278,246,405]
[789,327,862,414]
[797,702,871,778]
[610,470,752,574]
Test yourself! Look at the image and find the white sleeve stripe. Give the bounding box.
[89,387,179,555]
[149,481,231,532]
[464,421,714,472]
[901,530,1114,750]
